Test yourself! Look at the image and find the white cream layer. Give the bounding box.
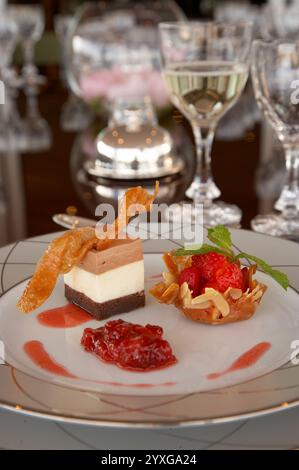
[64,260,144,304]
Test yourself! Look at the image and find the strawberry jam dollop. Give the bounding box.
[81,319,177,371]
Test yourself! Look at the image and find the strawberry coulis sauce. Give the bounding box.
[23,341,76,378]
[37,304,91,328]
[207,342,271,380]
[23,340,176,387]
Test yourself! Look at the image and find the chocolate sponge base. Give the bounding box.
[65,285,145,321]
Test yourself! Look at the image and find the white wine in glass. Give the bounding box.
[159,22,253,226]
[163,61,248,126]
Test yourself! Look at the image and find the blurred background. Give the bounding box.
[0,0,291,245]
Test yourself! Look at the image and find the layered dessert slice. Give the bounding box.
[17,184,158,315]
[64,238,145,320]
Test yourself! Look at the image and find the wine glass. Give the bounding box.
[9,4,51,152]
[215,1,259,25]
[54,13,91,132]
[260,0,299,212]
[159,21,253,226]
[0,5,27,152]
[262,0,299,41]
[8,4,44,75]
[251,39,299,238]
[66,1,185,111]
[65,1,185,178]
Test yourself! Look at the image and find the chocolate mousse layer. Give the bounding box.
[65,285,145,320]
[77,238,143,275]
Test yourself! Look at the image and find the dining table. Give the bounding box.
[0,64,296,451]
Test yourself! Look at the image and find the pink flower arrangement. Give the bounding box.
[80,66,170,108]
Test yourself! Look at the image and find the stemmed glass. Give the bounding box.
[9,4,51,152]
[159,21,253,225]
[54,14,91,132]
[262,0,299,41]
[66,1,184,111]
[0,5,27,152]
[8,4,44,76]
[65,1,185,179]
[251,39,299,238]
[260,1,299,212]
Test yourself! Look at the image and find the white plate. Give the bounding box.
[1,257,299,396]
[0,228,299,426]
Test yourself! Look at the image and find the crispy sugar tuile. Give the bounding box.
[161,283,180,304]
[162,271,176,286]
[149,282,166,300]
[163,253,179,276]
[17,227,97,313]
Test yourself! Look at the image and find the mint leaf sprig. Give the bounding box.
[234,253,289,290]
[174,225,289,290]
[174,244,232,258]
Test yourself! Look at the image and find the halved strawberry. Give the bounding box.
[178,267,201,298]
[192,252,229,283]
[207,262,243,293]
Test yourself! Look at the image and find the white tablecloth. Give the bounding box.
[1,406,299,450]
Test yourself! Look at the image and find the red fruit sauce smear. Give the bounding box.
[37,304,91,328]
[81,319,177,372]
[23,340,76,378]
[207,342,271,380]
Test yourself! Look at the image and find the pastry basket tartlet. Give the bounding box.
[150,252,268,325]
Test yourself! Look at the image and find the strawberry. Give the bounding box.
[178,267,201,297]
[204,262,243,293]
[192,252,229,283]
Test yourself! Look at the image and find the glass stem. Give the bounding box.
[27,95,40,120]
[25,82,40,120]
[191,122,215,207]
[282,146,299,219]
[23,42,35,68]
